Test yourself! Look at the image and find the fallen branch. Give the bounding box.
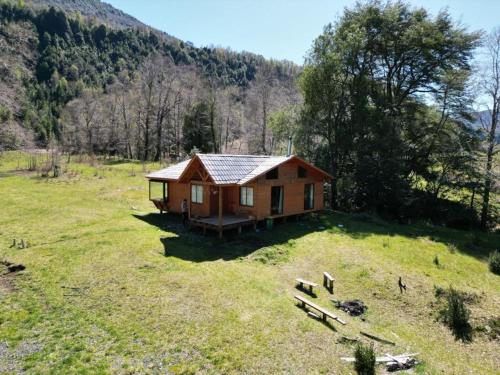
[360,331,396,346]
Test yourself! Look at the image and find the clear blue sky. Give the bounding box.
[106,0,499,65]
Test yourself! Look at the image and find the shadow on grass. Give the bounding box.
[134,211,498,263]
[322,211,499,262]
[295,285,318,298]
[134,213,324,262]
[294,304,338,332]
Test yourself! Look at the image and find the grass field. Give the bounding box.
[0,151,499,374]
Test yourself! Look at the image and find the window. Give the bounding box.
[266,168,278,179]
[240,186,254,206]
[304,183,314,210]
[191,184,203,204]
[149,181,167,201]
[298,166,307,178]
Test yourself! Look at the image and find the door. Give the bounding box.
[271,186,284,215]
[210,186,218,216]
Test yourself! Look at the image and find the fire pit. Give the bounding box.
[334,299,367,316]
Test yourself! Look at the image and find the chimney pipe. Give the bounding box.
[287,136,292,157]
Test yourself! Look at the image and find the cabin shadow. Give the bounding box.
[134,213,324,262]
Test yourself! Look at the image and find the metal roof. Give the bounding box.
[147,154,330,185]
[146,159,191,180]
[198,154,291,184]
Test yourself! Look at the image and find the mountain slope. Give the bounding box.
[0,0,300,154]
[30,0,146,29]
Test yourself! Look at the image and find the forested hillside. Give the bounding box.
[0,0,497,228]
[0,0,299,155]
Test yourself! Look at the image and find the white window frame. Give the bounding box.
[240,186,254,207]
[191,184,203,204]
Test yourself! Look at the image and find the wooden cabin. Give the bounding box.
[146,154,332,237]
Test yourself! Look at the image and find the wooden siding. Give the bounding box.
[251,159,324,220]
[164,182,189,214]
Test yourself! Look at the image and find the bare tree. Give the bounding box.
[479,28,500,228]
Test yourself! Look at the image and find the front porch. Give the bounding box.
[189,214,257,238]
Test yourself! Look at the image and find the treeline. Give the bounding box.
[0,0,299,150]
[291,2,497,228]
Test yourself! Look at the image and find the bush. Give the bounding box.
[354,343,376,375]
[439,287,472,342]
[488,251,500,275]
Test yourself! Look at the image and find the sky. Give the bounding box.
[105,0,500,65]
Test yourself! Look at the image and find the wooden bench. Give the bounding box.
[323,271,335,293]
[296,278,318,294]
[294,295,347,325]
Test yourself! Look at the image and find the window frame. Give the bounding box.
[304,183,314,210]
[191,184,203,204]
[149,180,168,201]
[240,186,254,207]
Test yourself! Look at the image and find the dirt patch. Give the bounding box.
[0,261,25,293]
[0,275,16,292]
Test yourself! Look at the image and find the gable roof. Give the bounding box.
[146,154,331,184]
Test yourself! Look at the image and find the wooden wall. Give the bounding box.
[251,159,325,220]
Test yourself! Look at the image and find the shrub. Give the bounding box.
[488,251,500,275]
[354,343,376,375]
[439,287,472,342]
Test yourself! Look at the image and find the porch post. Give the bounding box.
[218,186,223,238]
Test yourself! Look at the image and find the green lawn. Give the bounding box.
[0,151,499,374]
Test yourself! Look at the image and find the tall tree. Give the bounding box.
[299,1,481,216]
[479,28,500,228]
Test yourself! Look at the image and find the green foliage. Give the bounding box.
[298,1,482,224]
[0,104,12,122]
[354,343,376,375]
[488,250,500,275]
[182,101,216,154]
[439,287,472,342]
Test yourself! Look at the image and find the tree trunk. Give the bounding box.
[480,102,498,228]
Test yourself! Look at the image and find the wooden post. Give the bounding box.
[218,186,223,238]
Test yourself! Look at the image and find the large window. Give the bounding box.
[149,181,167,201]
[191,184,203,204]
[304,183,314,210]
[266,168,278,180]
[240,186,254,207]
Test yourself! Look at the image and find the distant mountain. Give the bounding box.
[29,0,146,29]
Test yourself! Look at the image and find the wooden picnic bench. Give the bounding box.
[323,271,335,293]
[294,295,347,325]
[296,278,318,294]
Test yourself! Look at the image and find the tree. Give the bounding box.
[478,28,500,228]
[299,1,481,216]
[182,101,215,154]
[299,43,353,209]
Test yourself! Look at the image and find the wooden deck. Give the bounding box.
[190,215,257,237]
